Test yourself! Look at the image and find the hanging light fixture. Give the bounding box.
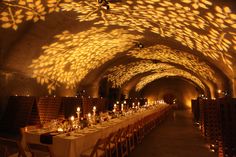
[138,43,144,48]
[134,42,144,48]
[98,0,110,10]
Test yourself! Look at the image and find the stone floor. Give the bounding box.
[129,110,217,157]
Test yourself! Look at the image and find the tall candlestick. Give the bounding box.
[70,116,74,121]
[76,107,80,122]
[93,106,96,116]
[77,107,80,112]
[88,113,91,119]
[70,116,75,129]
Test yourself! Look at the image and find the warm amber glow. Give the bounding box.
[29,27,142,93]
[0,0,73,30]
[128,45,216,83]
[135,70,205,91]
[1,0,235,91]
[106,61,174,87]
[1,0,236,70]
[60,0,236,70]
[106,60,205,91]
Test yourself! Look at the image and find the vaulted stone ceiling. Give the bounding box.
[0,0,235,98]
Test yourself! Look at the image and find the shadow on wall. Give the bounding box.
[138,77,200,109]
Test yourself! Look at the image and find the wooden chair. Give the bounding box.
[107,130,122,157]
[118,127,129,157]
[126,125,135,153]
[137,120,145,143]
[0,137,27,157]
[133,122,141,144]
[81,137,109,157]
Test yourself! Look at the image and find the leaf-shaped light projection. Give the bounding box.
[0,0,72,30]
[181,0,212,9]
[128,45,217,83]
[135,69,206,91]
[60,0,236,70]
[29,27,142,94]
[105,61,174,87]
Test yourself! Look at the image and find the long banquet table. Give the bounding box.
[23,104,171,157]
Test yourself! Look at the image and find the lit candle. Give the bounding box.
[70,116,74,121]
[76,107,80,121]
[93,106,96,115]
[113,104,116,113]
[58,127,63,133]
[132,103,135,109]
[124,100,126,104]
[77,107,80,112]
[113,104,117,112]
[121,104,124,111]
[88,113,91,119]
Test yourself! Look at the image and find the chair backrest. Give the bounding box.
[112,129,122,143]
[120,127,129,138]
[90,137,108,157]
[0,137,27,157]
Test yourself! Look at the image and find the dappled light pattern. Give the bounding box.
[128,45,217,83]
[136,69,206,91]
[29,27,142,93]
[0,0,73,30]
[106,61,174,87]
[61,0,236,70]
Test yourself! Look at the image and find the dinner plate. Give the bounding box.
[50,132,59,136]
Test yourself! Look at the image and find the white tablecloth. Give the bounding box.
[24,104,170,157]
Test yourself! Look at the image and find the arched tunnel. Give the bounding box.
[0,0,236,156]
